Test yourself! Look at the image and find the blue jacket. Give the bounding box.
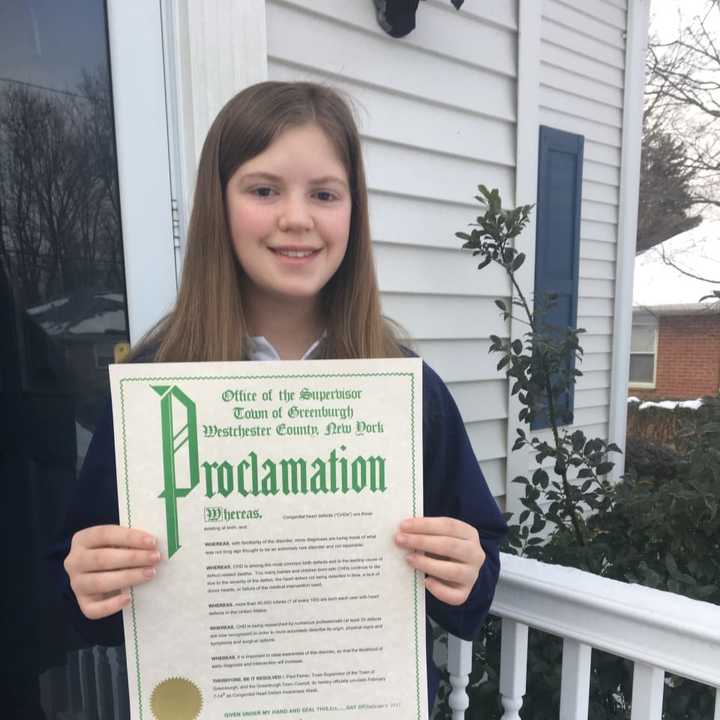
[53,360,507,712]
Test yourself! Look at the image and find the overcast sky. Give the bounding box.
[650,0,719,42]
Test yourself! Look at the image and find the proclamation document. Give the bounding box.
[109,358,426,720]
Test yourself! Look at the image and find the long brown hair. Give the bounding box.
[131,81,404,362]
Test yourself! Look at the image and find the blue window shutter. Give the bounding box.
[532,126,584,430]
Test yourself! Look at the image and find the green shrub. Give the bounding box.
[432,191,720,720]
[623,437,681,479]
[434,428,720,719]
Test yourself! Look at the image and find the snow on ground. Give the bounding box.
[27,297,70,315]
[69,309,126,334]
[627,397,704,411]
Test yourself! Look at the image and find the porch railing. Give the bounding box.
[447,553,720,719]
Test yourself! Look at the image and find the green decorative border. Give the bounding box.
[118,370,422,718]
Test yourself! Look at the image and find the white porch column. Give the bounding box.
[107,0,178,342]
[608,0,652,474]
[163,0,267,266]
[505,0,541,511]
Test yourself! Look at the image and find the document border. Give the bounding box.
[116,369,423,719]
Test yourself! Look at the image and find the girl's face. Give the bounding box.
[225,123,352,310]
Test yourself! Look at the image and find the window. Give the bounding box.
[1,2,133,716]
[629,323,657,387]
[94,342,117,369]
[532,126,585,429]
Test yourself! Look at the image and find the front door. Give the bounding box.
[1,1,176,716]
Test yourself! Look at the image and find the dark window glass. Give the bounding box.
[629,354,655,385]
[0,1,130,716]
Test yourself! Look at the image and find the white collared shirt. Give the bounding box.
[247,336,323,361]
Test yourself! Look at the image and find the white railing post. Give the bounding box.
[447,634,473,720]
[491,554,720,716]
[631,663,664,720]
[499,618,528,720]
[559,639,592,720]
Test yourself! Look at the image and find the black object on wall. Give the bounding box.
[373,0,465,39]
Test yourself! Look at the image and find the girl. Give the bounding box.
[59,81,507,712]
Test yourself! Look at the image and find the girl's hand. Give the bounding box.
[64,525,161,620]
[394,517,485,606]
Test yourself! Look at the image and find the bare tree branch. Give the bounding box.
[640,0,720,253]
[658,243,720,283]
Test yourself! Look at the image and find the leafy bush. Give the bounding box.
[623,437,680,480]
[435,430,720,718]
[601,397,720,603]
[431,191,719,720]
[627,399,710,452]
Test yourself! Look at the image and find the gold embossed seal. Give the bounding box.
[150,677,203,720]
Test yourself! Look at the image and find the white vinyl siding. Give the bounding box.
[538,0,627,451]
[265,0,631,500]
[266,0,518,499]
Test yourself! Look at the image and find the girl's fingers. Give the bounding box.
[76,525,157,551]
[423,576,470,606]
[79,591,131,621]
[73,566,157,597]
[396,532,469,561]
[66,525,160,620]
[80,548,161,573]
[396,532,485,568]
[399,517,478,541]
[397,518,486,607]
[405,552,477,586]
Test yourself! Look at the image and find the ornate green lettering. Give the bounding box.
[154,386,390,561]
[280,459,307,495]
[153,385,199,558]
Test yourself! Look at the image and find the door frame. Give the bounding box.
[106,0,178,344]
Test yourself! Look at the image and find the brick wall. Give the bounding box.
[631,314,720,401]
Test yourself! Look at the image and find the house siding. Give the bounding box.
[266,0,518,498]
[535,0,627,455]
[263,0,632,500]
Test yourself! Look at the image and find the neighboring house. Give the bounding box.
[630,221,720,400]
